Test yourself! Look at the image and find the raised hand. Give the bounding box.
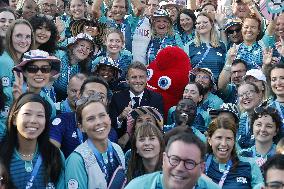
[118,101,133,121]
[262,48,273,65]
[55,16,65,34]
[13,71,24,100]
[228,43,237,62]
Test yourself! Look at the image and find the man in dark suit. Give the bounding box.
[109,61,164,149]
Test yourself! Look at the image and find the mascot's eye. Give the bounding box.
[147,69,153,81]
[158,76,171,90]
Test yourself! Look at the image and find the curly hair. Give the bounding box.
[29,15,58,54]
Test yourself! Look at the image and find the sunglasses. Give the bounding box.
[227,28,241,34]
[254,106,277,114]
[25,65,52,74]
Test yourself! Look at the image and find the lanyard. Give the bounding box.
[26,155,43,189]
[76,128,83,144]
[252,144,275,158]
[275,101,284,124]
[205,155,232,187]
[74,113,84,144]
[245,115,250,135]
[195,45,211,68]
[61,100,72,112]
[87,139,117,182]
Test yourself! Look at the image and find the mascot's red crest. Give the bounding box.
[146,46,192,120]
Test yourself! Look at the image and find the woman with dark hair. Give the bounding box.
[126,122,164,183]
[206,117,263,188]
[12,49,61,118]
[0,157,9,189]
[240,106,282,168]
[29,15,58,54]
[176,9,196,45]
[0,8,16,39]
[0,93,64,188]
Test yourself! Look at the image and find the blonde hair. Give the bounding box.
[194,12,220,48]
[151,17,174,37]
[104,28,125,44]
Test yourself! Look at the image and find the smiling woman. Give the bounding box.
[0,93,65,188]
[127,122,164,183]
[240,106,281,168]
[65,93,126,189]
[206,117,264,188]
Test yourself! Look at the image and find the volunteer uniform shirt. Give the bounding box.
[10,150,65,188]
[206,156,263,189]
[0,51,15,89]
[237,112,255,149]
[53,51,80,100]
[187,42,226,80]
[240,144,276,167]
[125,171,221,189]
[146,33,183,64]
[49,112,82,158]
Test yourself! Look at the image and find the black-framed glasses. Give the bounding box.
[25,65,52,74]
[265,181,284,189]
[227,28,241,34]
[166,154,202,170]
[254,106,278,114]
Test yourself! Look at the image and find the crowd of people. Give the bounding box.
[0,0,284,188]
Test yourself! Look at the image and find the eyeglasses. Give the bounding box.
[227,28,241,34]
[254,106,277,114]
[40,3,57,9]
[265,181,284,189]
[195,75,210,80]
[238,90,256,99]
[25,65,52,74]
[76,92,106,107]
[166,154,202,170]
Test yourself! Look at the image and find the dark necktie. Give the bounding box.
[132,97,140,109]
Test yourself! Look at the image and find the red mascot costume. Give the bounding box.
[146,46,192,121]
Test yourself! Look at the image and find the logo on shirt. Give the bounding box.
[68,179,78,189]
[52,118,61,126]
[236,177,247,184]
[72,131,77,138]
[1,77,10,87]
[0,106,9,117]
[46,182,55,189]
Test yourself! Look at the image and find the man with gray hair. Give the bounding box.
[38,0,58,17]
